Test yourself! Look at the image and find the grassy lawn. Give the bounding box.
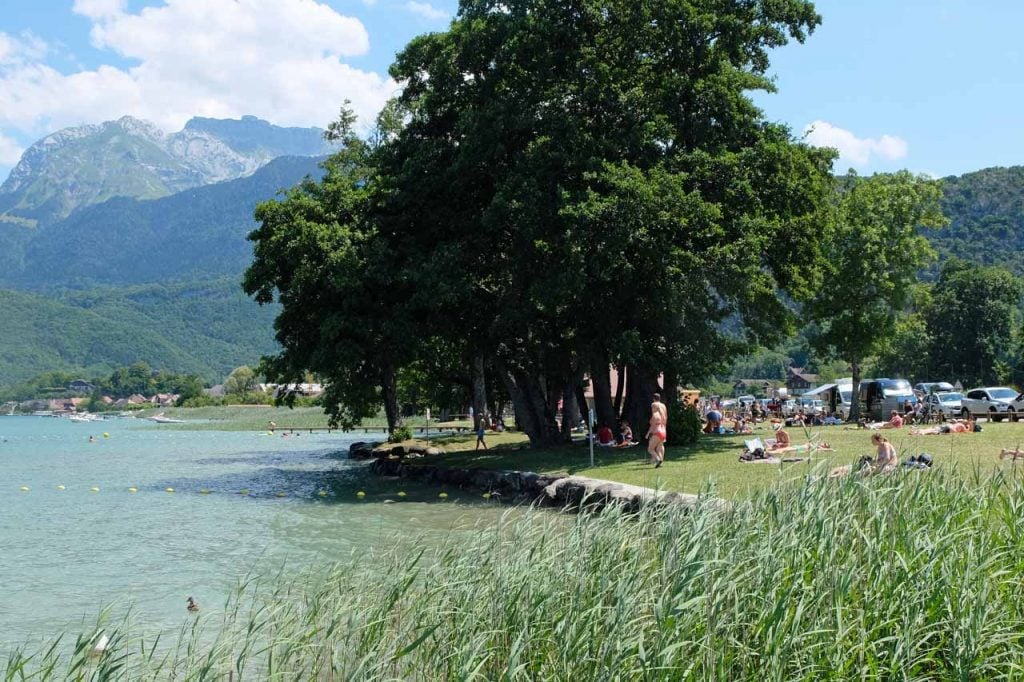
[410,420,1024,498]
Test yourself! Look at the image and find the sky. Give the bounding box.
[0,0,1021,183]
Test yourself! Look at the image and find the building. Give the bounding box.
[785,367,819,395]
[732,379,779,397]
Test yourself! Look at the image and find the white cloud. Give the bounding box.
[0,0,397,143]
[72,0,127,20]
[803,120,908,168]
[0,132,24,166]
[405,1,449,21]
[0,32,49,65]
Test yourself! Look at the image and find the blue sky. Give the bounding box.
[0,0,1020,182]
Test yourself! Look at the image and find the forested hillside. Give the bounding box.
[2,155,323,289]
[932,166,1024,274]
[0,279,278,385]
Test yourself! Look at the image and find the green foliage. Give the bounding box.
[924,259,1024,386]
[13,472,1024,678]
[932,166,1024,276]
[668,403,702,446]
[806,171,946,418]
[388,425,413,443]
[224,366,257,395]
[0,279,278,390]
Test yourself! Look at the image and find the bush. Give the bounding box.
[668,401,702,445]
[388,425,412,443]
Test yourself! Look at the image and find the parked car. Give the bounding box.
[924,391,963,419]
[798,397,824,416]
[859,379,916,421]
[960,387,1017,421]
[914,381,954,398]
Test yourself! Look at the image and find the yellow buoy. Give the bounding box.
[439,492,448,499]
[356,490,366,498]
[127,487,138,493]
[317,490,328,497]
[397,491,407,497]
[56,485,66,491]
[19,486,29,492]
[103,432,109,438]
[239,489,250,496]
[267,431,273,436]
[482,492,491,500]
[90,486,100,493]
[199,489,210,495]
[276,492,287,497]
[165,487,175,493]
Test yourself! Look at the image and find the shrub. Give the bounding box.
[668,401,702,445]
[388,425,412,443]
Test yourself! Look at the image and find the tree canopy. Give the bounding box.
[246,0,836,444]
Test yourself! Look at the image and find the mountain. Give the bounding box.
[931,166,1024,275]
[1,154,324,289]
[0,115,332,227]
[0,279,279,386]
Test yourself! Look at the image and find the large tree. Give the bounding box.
[806,171,946,422]
[370,0,834,445]
[244,107,415,433]
[924,259,1023,387]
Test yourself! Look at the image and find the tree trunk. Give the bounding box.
[561,382,580,438]
[626,366,661,440]
[590,350,616,430]
[848,359,862,423]
[496,359,564,447]
[471,355,488,426]
[381,365,401,434]
[612,364,626,416]
[574,382,589,430]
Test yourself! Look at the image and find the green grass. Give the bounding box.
[12,469,1024,678]
[416,421,1024,498]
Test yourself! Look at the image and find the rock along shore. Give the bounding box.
[353,442,720,513]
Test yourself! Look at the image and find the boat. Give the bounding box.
[150,413,185,424]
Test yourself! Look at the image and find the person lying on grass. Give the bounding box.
[999,447,1024,461]
[910,419,974,436]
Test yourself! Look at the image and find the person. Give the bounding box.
[829,433,898,479]
[647,391,671,464]
[768,423,791,450]
[268,420,276,433]
[704,408,722,434]
[615,420,634,446]
[595,423,615,446]
[475,416,488,450]
[911,419,973,436]
[866,410,904,430]
[646,411,667,468]
[867,433,898,474]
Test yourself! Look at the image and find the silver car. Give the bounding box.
[925,391,962,419]
[960,387,1017,421]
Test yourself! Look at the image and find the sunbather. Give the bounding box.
[910,419,973,436]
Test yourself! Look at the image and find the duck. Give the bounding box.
[186,596,199,613]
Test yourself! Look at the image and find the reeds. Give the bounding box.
[10,467,1024,680]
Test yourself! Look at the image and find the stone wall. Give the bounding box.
[367,453,717,513]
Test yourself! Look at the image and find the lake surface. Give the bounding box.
[0,416,508,652]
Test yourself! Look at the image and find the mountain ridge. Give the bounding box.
[0,115,333,226]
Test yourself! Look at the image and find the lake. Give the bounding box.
[0,415,507,653]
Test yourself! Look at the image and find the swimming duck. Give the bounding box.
[186,596,199,613]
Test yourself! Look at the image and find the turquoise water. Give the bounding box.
[0,416,506,652]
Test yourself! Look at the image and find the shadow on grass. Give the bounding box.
[420,432,749,477]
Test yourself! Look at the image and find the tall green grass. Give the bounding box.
[10,466,1024,679]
